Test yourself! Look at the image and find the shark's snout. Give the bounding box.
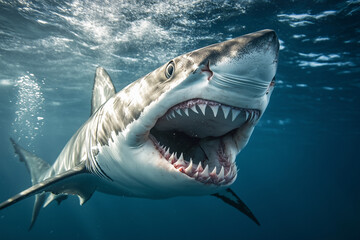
[205,30,279,98]
[244,29,279,55]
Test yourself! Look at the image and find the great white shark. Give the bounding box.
[0,29,279,229]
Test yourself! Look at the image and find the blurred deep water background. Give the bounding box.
[0,0,359,239]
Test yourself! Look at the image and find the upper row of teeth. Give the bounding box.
[166,104,258,122]
[159,146,236,185]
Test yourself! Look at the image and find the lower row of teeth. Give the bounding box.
[159,146,236,185]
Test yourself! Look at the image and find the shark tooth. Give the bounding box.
[171,111,176,118]
[232,109,241,121]
[183,108,189,116]
[190,105,198,114]
[195,161,203,172]
[251,111,255,121]
[169,153,176,163]
[164,148,170,158]
[210,105,219,117]
[225,168,232,179]
[185,159,193,174]
[227,165,237,179]
[245,111,249,120]
[193,172,199,179]
[222,106,231,119]
[247,111,252,121]
[178,152,184,162]
[218,179,226,184]
[218,166,224,179]
[175,109,182,116]
[198,104,206,115]
[175,154,185,167]
[200,164,209,178]
[160,145,165,152]
[210,166,217,177]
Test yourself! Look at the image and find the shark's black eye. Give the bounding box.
[165,61,175,79]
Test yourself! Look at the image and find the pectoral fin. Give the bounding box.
[0,163,88,210]
[212,188,260,226]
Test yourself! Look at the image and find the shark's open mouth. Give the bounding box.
[149,99,260,185]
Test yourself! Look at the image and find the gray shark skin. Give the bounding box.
[0,29,279,229]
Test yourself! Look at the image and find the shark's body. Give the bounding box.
[0,29,279,229]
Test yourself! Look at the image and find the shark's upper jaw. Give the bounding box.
[149,98,260,185]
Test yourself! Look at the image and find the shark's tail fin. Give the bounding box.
[9,138,50,230]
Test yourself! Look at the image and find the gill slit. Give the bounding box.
[86,108,113,181]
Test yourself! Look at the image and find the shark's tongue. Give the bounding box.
[153,99,259,138]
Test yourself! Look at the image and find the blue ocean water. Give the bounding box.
[0,0,359,239]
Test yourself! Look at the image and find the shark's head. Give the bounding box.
[93,29,279,198]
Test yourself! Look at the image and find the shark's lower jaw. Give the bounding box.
[149,98,260,186]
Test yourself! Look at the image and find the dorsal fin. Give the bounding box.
[91,67,116,115]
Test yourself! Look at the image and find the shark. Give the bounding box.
[0,29,279,229]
